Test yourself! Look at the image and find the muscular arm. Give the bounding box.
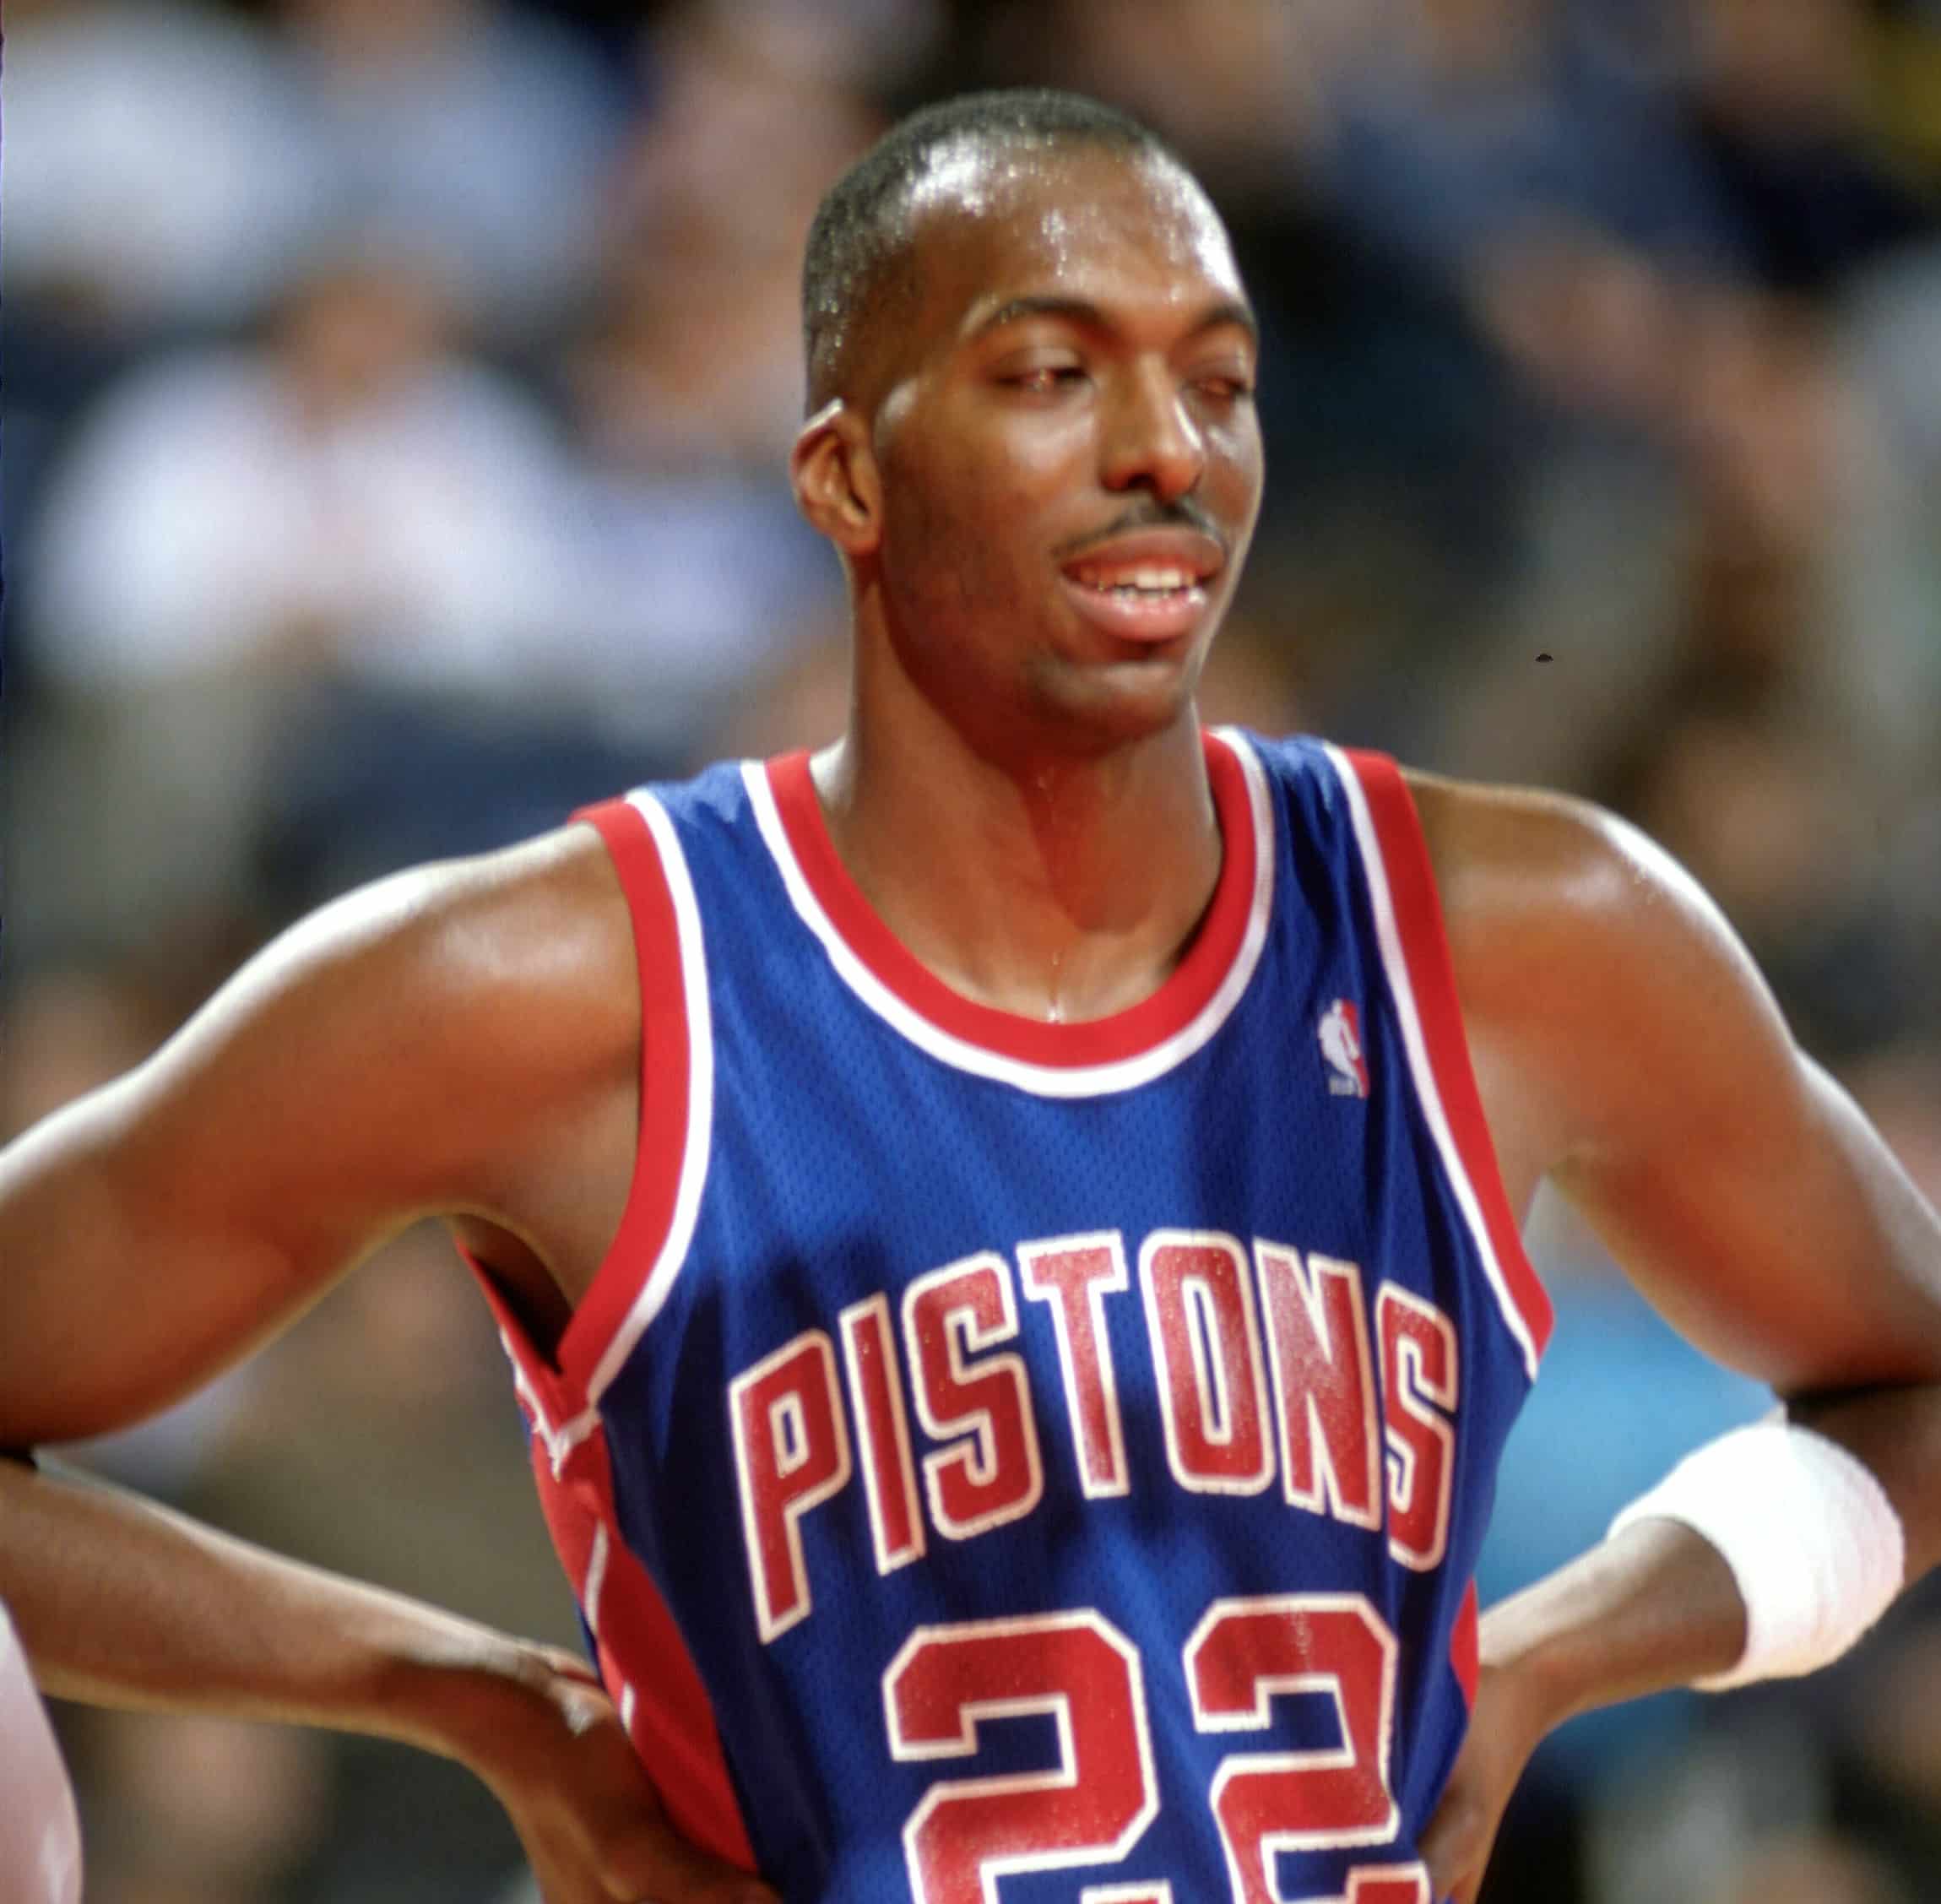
[0,826,637,1445]
[1421,772,1941,1529]
[1412,773,1941,1895]
[2,1450,570,1755]
[0,1455,773,1904]
[0,838,783,1898]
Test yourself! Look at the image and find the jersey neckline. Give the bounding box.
[747,729,1274,1095]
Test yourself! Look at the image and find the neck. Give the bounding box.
[812,664,1222,1027]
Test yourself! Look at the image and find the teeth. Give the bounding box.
[1074,563,1196,594]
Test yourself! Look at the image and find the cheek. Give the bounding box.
[1205,394,1263,471]
[877,452,1012,624]
[890,413,1084,568]
[1207,412,1264,521]
[982,404,1093,491]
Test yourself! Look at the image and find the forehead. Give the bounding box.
[904,141,1244,335]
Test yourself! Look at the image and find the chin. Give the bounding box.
[1029,651,1204,751]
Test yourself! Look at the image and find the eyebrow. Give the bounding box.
[968,294,1259,346]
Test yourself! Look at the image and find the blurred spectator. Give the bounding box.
[1623,711,1911,1055]
[0,0,315,333]
[13,245,572,948]
[594,3,881,467]
[540,9,871,760]
[1703,1832,1912,1904]
[0,0,630,346]
[979,0,1343,202]
[71,1711,330,1904]
[1678,0,1934,292]
[1869,0,1941,182]
[1441,285,1911,782]
[271,0,630,338]
[29,246,564,699]
[1836,243,1941,771]
[699,0,946,95]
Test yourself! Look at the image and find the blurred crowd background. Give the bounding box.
[6,0,1941,1897]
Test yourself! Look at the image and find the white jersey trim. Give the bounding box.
[583,789,716,1403]
[741,729,1276,1099]
[1324,744,1542,1382]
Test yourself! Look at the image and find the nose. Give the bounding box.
[1099,361,1205,504]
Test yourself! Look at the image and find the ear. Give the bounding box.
[791,399,882,557]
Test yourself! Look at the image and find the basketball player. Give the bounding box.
[4,91,1939,1904]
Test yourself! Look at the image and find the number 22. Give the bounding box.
[883,1595,1431,1904]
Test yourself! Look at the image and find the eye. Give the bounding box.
[1190,370,1256,404]
[1004,365,1088,395]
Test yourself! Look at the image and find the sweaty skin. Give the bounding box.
[4,137,1941,1904]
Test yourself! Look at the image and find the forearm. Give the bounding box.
[1481,1375,1941,1736]
[0,1456,561,1770]
[1413,1521,1749,1901]
[1477,1517,1746,1739]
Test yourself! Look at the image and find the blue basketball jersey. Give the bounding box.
[477,729,1553,1904]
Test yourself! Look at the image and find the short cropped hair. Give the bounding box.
[801,89,1180,410]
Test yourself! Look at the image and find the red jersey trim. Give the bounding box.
[576,1434,758,1871]
[1329,747,1553,1378]
[1450,1579,1481,1709]
[470,1275,756,1873]
[743,729,1274,1095]
[549,793,714,1402]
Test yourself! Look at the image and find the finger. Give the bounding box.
[535,1643,606,1689]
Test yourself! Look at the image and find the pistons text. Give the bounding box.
[727,1229,1458,1642]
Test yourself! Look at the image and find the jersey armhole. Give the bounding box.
[1329,746,1554,1379]
[545,791,713,1402]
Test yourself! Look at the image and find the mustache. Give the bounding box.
[1054,499,1228,563]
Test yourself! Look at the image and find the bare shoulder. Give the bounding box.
[1408,764,1667,941]
[171,821,638,1096]
[276,820,627,987]
[1399,768,1800,1179]
[59,819,648,1251]
[1402,766,1776,1005]
[340,822,635,1033]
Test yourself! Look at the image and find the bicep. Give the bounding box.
[1432,777,1941,1397]
[0,887,457,1442]
[1561,1044,1941,1396]
[0,836,630,1445]
[0,1076,355,1442]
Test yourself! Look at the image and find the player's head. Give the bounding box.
[792,89,1263,759]
[802,90,1176,415]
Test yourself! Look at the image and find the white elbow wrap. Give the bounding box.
[1608,1419,1906,1690]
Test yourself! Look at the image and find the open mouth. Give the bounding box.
[1066,561,1207,605]
[1058,534,1223,644]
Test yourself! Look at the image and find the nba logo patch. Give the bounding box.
[1318,998,1369,1098]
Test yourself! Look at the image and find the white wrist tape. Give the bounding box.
[1608,1419,1905,1690]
